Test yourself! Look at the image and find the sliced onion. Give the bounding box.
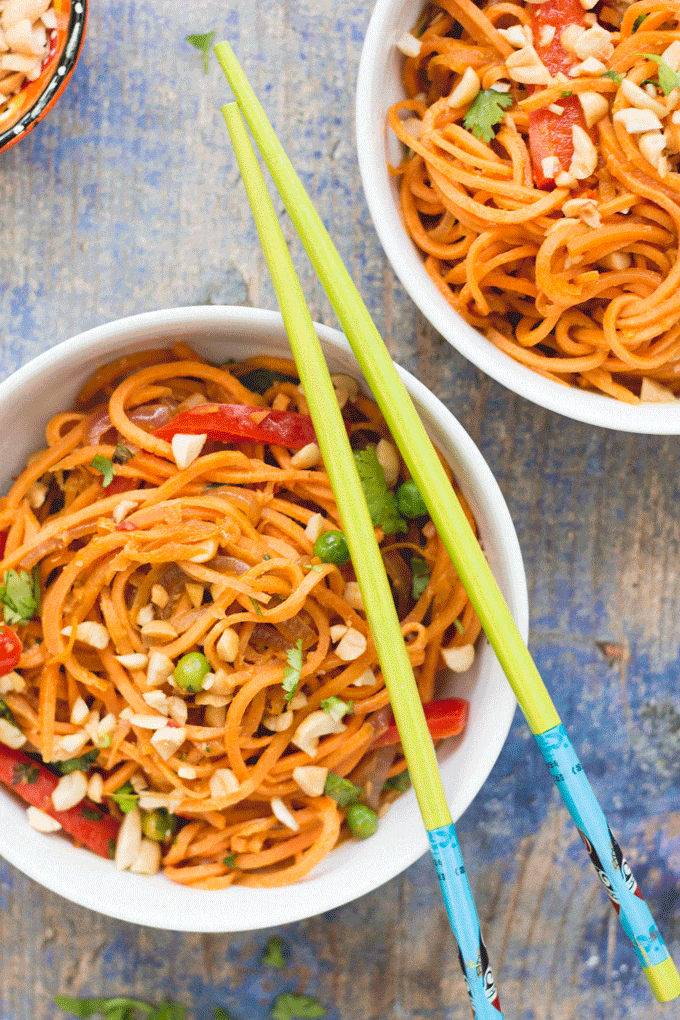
[353,745,397,809]
[127,401,177,430]
[207,555,251,577]
[208,486,262,524]
[85,407,115,445]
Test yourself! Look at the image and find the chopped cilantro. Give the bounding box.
[302,563,324,573]
[80,807,102,821]
[110,781,138,814]
[636,53,680,94]
[0,567,41,625]
[249,596,264,618]
[410,557,430,601]
[54,995,187,1019]
[353,446,407,535]
[238,368,297,394]
[320,696,353,722]
[632,13,648,31]
[270,994,326,1020]
[12,761,39,785]
[186,30,215,73]
[454,617,465,635]
[213,1010,234,1020]
[262,934,289,968]
[108,838,116,858]
[90,455,115,488]
[282,638,303,702]
[602,69,624,83]
[559,90,573,97]
[384,770,411,792]
[0,698,15,724]
[323,772,360,807]
[113,444,134,464]
[55,749,100,774]
[222,854,237,868]
[263,553,271,560]
[463,89,513,143]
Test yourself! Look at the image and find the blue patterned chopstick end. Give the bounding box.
[428,824,504,1018]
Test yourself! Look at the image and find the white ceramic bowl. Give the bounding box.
[0,305,526,931]
[356,0,680,434]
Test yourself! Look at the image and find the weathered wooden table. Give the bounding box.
[1,2,679,1018]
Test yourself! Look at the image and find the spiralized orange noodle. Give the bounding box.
[0,343,480,889]
[390,0,680,402]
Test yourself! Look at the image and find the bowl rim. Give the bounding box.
[0,305,526,930]
[0,0,88,152]
[355,0,680,435]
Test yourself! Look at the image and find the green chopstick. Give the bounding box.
[221,102,447,828]
[214,41,680,1003]
[222,102,504,1020]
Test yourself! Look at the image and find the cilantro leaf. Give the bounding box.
[12,761,39,785]
[320,696,353,723]
[410,557,430,601]
[222,854,237,868]
[463,89,513,143]
[90,454,115,488]
[54,995,157,1018]
[323,772,361,807]
[213,1010,234,1020]
[0,567,40,625]
[239,368,298,394]
[0,698,15,724]
[454,617,465,635]
[384,769,411,792]
[54,748,100,774]
[601,69,624,83]
[262,934,289,968]
[633,13,648,31]
[637,53,680,95]
[186,31,215,73]
[113,444,134,464]
[249,596,264,618]
[282,638,303,702]
[111,781,138,814]
[353,446,407,535]
[270,994,326,1020]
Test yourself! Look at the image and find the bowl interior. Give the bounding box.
[0,306,524,931]
[355,0,680,434]
[0,0,87,151]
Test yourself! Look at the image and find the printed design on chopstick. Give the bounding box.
[428,825,502,1015]
[455,937,501,1014]
[577,827,642,909]
[535,723,670,970]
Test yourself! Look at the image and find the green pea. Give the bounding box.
[313,530,350,565]
[142,808,178,842]
[396,479,428,518]
[345,802,378,839]
[173,651,210,692]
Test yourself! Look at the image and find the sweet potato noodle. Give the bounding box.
[0,343,479,889]
[390,0,680,402]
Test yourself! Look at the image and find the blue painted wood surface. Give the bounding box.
[1,2,680,1018]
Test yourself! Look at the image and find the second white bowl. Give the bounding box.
[355,0,680,434]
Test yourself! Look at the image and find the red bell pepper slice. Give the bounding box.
[0,744,119,859]
[153,403,318,451]
[105,475,140,497]
[0,627,22,676]
[0,531,7,559]
[373,697,470,747]
[529,0,587,188]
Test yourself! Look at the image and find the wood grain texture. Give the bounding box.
[2,1,680,1018]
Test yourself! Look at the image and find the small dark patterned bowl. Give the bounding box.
[0,0,88,153]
